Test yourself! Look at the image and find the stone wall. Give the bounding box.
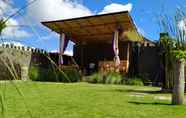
[0,45,47,80]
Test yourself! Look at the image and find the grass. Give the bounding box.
[0,81,186,118]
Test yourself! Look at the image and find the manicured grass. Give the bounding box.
[0,81,186,118]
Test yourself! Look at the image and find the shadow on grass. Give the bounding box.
[128,101,171,106]
[113,89,163,94]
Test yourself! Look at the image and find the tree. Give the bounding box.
[159,33,174,90]
[159,9,186,105]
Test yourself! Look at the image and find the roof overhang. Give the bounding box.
[42,11,143,44]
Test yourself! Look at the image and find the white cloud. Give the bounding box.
[0,1,8,16]
[27,0,93,22]
[0,1,31,39]
[0,0,14,17]
[2,18,31,38]
[0,41,25,47]
[36,31,58,42]
[98,3,133,14]
[27,1,133,22]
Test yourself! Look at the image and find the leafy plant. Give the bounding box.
[172,50,186,59]
[126,78,144,86]
[159,8,186,104]
[28,66,39,81]
[159,33,175,89]
[86,72,104,83]
[87,72,123,85]
[105,72,123,84]
[65,68,81,82]
[29,64,81,83]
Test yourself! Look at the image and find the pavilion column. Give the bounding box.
[80,42,86,74]
[80,45,84,68]
[59,33,65,65]
[126,42,130,73]
[113,29,120,67]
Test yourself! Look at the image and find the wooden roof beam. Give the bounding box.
[57,21,131,30]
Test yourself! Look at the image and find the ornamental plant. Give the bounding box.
[159,8,186,105]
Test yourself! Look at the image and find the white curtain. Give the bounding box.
[113,30,120,66]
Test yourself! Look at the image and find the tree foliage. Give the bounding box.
[159,8,186,104]
[159,8,186,60]
[160,33,175,68]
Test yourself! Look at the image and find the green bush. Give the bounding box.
[126,78,144,86]
[86,72,104,83]
[29,66,40,81]
[29,65,81,82]
[105,72,122,84]
[29,66,48,81]
[84,72,145,86]
[87,72,123,85]
[45,68,59,82]
[58,68,81,82]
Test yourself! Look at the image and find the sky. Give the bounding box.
[0,0,186,52]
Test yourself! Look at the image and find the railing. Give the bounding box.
[99,60,129,73]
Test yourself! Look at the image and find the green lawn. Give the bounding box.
[1,81,186,118]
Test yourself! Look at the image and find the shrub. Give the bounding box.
[29,66,40,81]
[86,72,104,83]
[45,68,58,82]
[105,72,122,84]
[126,78,144,86]
[87,72,123,85]
[29,65,81,82]
[58,68,81,82]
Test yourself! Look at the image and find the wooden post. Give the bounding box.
[126,42,130,73]
[172,58,185,105]
[80,45,84,68]
[59,33,65,65]
[80,42,86,74]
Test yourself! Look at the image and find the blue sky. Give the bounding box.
[1,0,186,52]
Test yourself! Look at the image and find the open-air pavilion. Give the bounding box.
[42,11,144,75]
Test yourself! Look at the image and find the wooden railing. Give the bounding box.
[98,60,129,74]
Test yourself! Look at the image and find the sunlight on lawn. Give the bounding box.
[0,82,186,118]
